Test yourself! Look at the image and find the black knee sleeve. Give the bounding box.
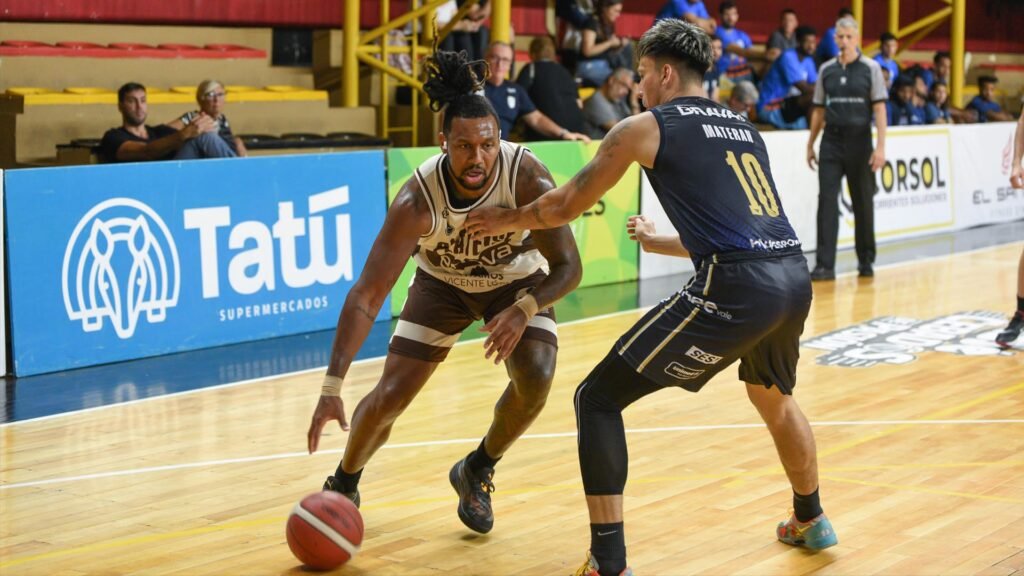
[574,352,663,495]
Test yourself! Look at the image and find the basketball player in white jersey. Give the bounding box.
[306,48,582,534]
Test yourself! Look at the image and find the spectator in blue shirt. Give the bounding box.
[715,1,759,83]
[924,82,952,124]
[873,32,900,88]
[919,51,951,92]
[757,25,818,130]
[815,7,853,67]
[482,42,590,141]
[966,75,1013,123]
[654,0,716,35]
[887,76,925,126]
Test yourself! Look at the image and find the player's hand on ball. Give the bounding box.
[307,395,349,454]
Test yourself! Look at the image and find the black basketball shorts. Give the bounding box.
[616,251,812,394]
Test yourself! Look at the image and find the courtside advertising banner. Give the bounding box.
[838,126,954,245]
[386,142,639,315]
[6,153,387,376]
[639,125,1002,279]
[952,122,1024,227]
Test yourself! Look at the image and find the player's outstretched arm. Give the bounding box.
[307,179,431,453]
[480,152,583,363]
[466,112,658,237]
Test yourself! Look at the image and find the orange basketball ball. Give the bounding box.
[286,491,364,570]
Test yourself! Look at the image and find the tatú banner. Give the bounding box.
[5,153,388,375]
[386,142,639,315]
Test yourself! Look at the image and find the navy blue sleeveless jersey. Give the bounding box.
[644,96,801,265]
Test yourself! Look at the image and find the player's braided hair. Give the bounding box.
[422,47,500,134]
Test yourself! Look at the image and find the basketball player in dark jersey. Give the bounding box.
[307,49,582,534]
[467,19,836,575]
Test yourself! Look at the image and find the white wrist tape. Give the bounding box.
[321,375,343,397]
[513,294,540,319]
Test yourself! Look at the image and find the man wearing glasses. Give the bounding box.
[168,79,247,158]
[582,67,640,139]
[482,42,590,143]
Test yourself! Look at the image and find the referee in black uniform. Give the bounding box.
[806,15,888,280]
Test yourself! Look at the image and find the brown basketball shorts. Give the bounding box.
[388,268,558,362]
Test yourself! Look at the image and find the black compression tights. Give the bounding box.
[574,352,665,495]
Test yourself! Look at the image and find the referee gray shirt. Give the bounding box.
[812,55,888,128]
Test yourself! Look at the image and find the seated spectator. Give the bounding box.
[556,0,594,71]
[576,0,633,87]
[887,76,925,126]
[516,36,587,141]
[482,42,590,142]
[726,80,759,120]
[714,1,760,84]
[583,68,638,139]
[167,80,247,157]
[100,82,233,163]
[966,75,1014,123]
[703,36,723,101]
[436,0,491,62]
[756,25,817,130]
[920,50,951,92]
[873,32,900,88]
[815,7,852,67]
[654,0,716,35]
[924,81,951,124]
[765,8,798,62]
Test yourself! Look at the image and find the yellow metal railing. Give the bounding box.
[341,0,506,145]
[860,0,966,107]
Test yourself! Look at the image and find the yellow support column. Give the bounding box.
[343,0,360,107]
[852,0,863,29]
[888,0,899,34]
[951,0,966,107]
[491,0,511,44]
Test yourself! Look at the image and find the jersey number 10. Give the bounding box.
[725,150,780,217]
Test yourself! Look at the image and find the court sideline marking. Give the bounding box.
[3,417,1023,491]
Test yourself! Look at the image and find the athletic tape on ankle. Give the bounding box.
[321,375,343,397]
[513,294,539,319]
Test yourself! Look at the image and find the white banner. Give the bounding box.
[639,122,1022,279]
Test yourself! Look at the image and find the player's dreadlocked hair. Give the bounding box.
[422,47,500,134]
[637,19,713,80]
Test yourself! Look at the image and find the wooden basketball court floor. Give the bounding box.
[2,241,1023,575]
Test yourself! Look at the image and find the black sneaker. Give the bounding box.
[322,475,361,508]
[449,456,495,533]
[995,312,1023,347]
[858,264,874,278]
[810,266,835,281]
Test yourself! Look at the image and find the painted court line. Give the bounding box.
[3,418,1023,491]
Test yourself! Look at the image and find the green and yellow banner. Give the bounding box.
[386,141,639,316]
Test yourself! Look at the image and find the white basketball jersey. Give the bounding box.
[411,140,549,293]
